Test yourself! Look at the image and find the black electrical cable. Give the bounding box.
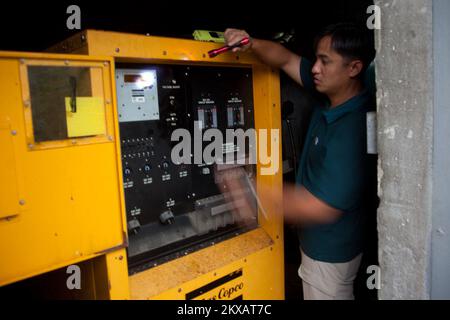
[285,119,298,178]
[282,100,298,177]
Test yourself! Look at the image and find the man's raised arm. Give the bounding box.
[224,28,303,86]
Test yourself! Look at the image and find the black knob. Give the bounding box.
[159,210,175,225]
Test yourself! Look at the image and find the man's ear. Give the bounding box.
[348,60,363,78]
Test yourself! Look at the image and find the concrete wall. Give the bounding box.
[374,0,433,299]
[431,0,450,300]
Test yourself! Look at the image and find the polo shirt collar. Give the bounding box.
[321,89,370,124]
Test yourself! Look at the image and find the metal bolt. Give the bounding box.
[28,144,34,149]
[103,62,109,66]
[64,60,70,65]
[162,50,167,55]
[115,48,120,53]
[11,130,17,136]
[178,288,182,293]
[24,100,30,107]
[72,140,77,145]
[106,100,111,104]
[19,199,26,205]
[118,255,123,260]
[19,59,25,64]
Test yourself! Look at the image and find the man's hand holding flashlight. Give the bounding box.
[224,28,253,53]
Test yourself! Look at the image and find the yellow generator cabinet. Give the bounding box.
[1,30,284,300]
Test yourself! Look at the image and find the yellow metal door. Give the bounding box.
[0,52,127,287]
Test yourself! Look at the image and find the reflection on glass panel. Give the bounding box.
[28,66,104,142]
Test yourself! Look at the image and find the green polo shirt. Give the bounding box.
[296,58,376,263]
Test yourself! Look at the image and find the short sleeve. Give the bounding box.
[300,58,315,92]
[302,114,367,211]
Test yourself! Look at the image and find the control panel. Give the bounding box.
[116,64,257,273]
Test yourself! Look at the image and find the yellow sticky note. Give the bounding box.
[65,97,106,138]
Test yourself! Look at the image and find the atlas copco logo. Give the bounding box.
[185,269,244,300]
[212,282,244,300]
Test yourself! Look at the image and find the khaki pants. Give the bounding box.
[298,249,362,300]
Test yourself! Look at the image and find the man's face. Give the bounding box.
[312,36,355,96]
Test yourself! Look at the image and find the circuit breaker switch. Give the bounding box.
[159,210,175,225]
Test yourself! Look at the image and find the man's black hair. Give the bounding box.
[314,22,376,76]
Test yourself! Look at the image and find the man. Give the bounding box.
[224,23,377,300]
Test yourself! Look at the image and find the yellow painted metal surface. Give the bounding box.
[153,242,284,300]
[0,120,20,219]
[103,248,130,299]
[0,52,127,287]
[130,228,276,299]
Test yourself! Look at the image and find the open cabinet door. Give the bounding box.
[0,52,127,287]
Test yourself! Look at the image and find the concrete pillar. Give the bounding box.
[374,0,433,299]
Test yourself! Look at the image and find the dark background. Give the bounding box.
[0,0,377,300]
[1,1,373,57]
